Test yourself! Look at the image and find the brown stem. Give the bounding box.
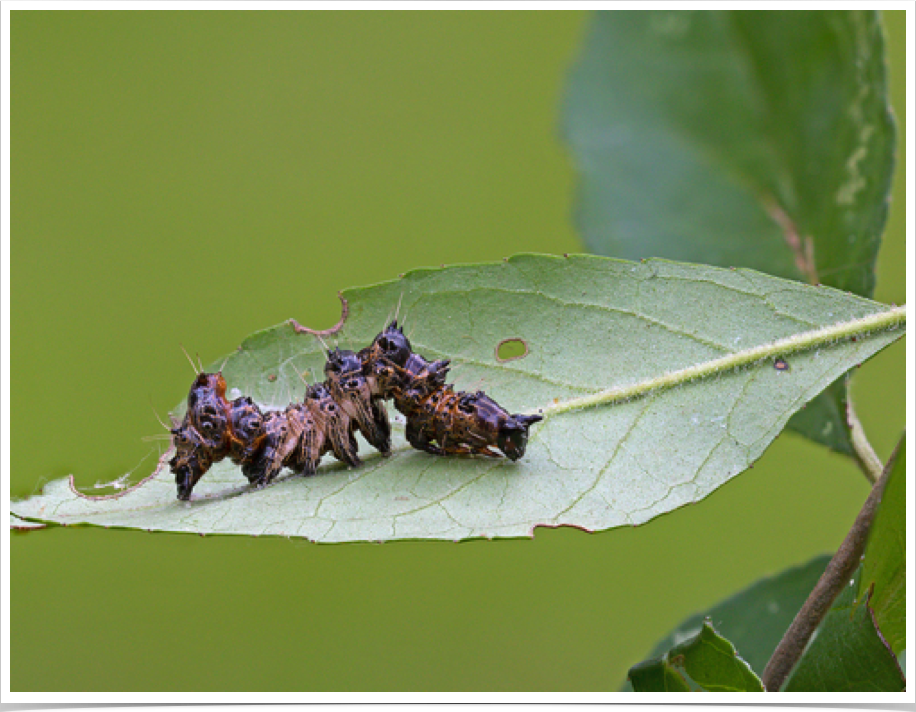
[760,439,902,691]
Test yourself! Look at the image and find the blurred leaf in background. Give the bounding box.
[563,10,897,456]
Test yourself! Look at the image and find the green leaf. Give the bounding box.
[564,11,896,294]
[623,555,830,690]
[782,567,904,691]
[10,255,905,542]
[629,620,763,691]
[628,658,690,692]
[859,436,905,654]
[563,11,896,455]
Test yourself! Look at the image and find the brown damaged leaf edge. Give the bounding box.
[289,292,349,337]
[9,451,177,530]
[10,516,48,531]
[73,449,174,502]
[11,446,259,529]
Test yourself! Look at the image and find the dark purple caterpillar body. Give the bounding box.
[169,320,541,500]
[360,322,542,459]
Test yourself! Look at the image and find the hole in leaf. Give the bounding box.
[496,338,529,363]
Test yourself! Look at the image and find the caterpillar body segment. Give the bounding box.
[361,321,542,461]
[325,348,391,456]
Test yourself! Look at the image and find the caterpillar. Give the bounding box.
[169,320,542,500]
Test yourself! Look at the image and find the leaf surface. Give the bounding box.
[10,255,905,542]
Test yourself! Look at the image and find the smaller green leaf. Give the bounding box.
[782,567,904,691]
[629,658,690,692]
[629,620,763,692]
[623,555,829,690]
[859,436,905,654]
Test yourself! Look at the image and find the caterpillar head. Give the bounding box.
[496,414,543,461]
[186,372,227,405]
[169,422,212,501]
[170,372,230,499]
[186,372,230,452]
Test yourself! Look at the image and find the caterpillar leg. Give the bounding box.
[247,449,286,488]
[248,407,306,488]
[308,382,361,467]
[346,395,390,455]
[436,437,499,458]
[325,348,392,457]
[293,423,324,477]
[406,419,444,456]
[327,419,361,467]
[369,398,392,455]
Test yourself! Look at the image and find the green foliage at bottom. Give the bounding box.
[628,620,763,692]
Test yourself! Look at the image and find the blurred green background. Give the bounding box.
[11,11,905,691]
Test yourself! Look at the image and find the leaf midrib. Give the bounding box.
[542,304,905,417]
